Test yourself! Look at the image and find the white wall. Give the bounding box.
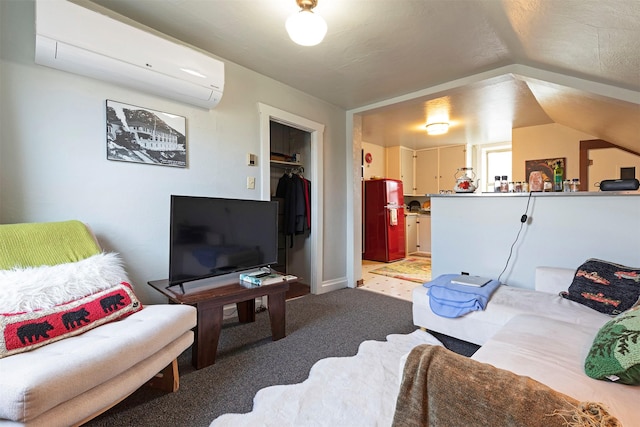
[431,193,640,289]
[0,0,347,303]
[361,142,385,180]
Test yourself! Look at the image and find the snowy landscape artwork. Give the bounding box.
[106,100,187,167]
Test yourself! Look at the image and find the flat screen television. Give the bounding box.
[169,195,278,287]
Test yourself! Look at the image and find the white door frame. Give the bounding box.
[258,103,325,294]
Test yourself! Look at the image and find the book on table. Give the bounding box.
[239,271,297,286]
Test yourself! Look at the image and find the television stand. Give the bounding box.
[166,282,185,294]
[148,278,290,369]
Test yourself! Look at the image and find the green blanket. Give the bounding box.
[0,220,101,269]
[393,344,621,427]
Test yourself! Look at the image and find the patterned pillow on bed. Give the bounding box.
[585,305,640,385]
[560,258,640,315]
[0,282,142,358]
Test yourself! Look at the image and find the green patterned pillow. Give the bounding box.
[585,305,640,385]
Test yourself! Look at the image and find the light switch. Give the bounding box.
[247,153,257,166]
[247,176,256,189]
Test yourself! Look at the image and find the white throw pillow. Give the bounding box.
[0,252,130,313]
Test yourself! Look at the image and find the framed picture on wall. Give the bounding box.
[106,100,187,168]
[525,157,565,187]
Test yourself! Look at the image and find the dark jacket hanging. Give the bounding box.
[276,172,311,247]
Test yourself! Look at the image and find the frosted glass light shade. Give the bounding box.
[425,122,449,135]
[286,10,327,46]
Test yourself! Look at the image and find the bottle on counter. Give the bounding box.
[543,179,552,192]
[563,179,571,192]
[522,181,529,192]
[571,178,581,192]
[514,181,521,192]
[553,162,563,192]
[494,176,501,192]
[500,175,509,193]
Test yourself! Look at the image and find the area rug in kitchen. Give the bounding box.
[370,257,432,284]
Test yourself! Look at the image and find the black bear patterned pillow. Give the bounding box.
[561,258,640,315]
[0,282,142,358]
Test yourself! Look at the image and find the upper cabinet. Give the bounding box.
[386,146,415,195]
[415,145,466,194]
[386,145,466,195]
[415,149,439,194]
[437,145,467,192]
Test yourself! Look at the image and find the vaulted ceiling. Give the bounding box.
[83,0,640,150]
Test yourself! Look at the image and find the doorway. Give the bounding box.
[258,103,325,294]
[269,121,312,288]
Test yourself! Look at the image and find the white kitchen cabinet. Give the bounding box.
[439,145,466,192]
[386,146,415,195]
[415,145,465,194]
[415,149,438,194]
[417,214,431,254]
[405,214,418,254]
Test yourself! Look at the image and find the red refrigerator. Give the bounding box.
[363,179,406,262]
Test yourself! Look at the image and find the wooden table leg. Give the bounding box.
[237,299,256,323]
[267,291,286,340]
[192,301,224,369]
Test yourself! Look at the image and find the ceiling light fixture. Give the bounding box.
[286,0,327,46]
[425,122,449,135]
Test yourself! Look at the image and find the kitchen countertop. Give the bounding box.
[428,191,640,197]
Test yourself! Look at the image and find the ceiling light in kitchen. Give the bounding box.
[425,122,449,135]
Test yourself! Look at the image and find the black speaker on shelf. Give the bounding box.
[599,179,640,191]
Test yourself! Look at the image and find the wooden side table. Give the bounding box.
[148,279,290,369]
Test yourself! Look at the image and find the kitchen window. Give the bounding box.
[479,143,512,192]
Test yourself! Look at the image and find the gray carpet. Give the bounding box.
[87,288,478,427]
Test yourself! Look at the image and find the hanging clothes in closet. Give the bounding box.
[276,169,311,248]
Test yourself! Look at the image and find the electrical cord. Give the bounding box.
[497,192,533,284]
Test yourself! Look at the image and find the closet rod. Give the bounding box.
[270,160,302,168]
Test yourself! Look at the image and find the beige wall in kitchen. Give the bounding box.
[589,148,640,191]
[362,141,386,180]
[512,123,594,182]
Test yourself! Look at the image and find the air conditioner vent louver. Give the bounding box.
[35,0,224,109]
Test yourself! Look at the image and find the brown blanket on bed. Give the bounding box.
[392,345,621,427]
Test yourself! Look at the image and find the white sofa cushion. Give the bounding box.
[413,284,608,345]
[534,266,576,294]
[9,331,194,427]
[0,304,196,423]
[472,314,638,427]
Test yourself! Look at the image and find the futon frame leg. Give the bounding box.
[146,358,179,392]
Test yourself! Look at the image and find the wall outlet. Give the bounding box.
[247,176,255,189]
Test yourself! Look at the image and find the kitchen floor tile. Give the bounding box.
[359,260,418,302]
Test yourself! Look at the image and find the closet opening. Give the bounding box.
[258,103,325,295]
[270,121,312,295]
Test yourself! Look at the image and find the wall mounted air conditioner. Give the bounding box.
[35,0,224,109]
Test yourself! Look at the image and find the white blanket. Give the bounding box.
[210,330,442,427]
[0,253,128,312]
